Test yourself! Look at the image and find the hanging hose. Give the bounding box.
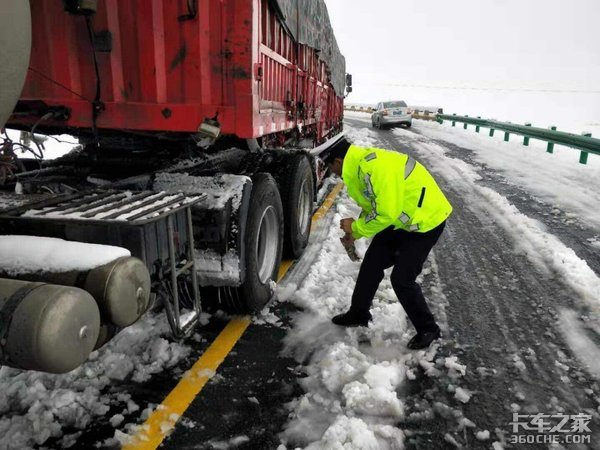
[85,16,103,145]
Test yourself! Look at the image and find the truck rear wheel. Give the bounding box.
[280,154,314,258]
[236,173,283,312]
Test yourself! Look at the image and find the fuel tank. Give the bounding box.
[0,279,100,373]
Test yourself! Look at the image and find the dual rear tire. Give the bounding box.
[236,172,284,312]
[279,154,314,259]
[221,155,314,313]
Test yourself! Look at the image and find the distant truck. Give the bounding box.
[0,0,350,373]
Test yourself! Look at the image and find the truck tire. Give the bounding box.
[237,173,283,312]
[280,154,314,258]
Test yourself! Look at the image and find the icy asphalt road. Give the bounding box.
[2,115,600,449]
[337,115,600,448]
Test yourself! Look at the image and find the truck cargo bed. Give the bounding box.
[10,0,345,143]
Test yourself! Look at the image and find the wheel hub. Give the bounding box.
[256,205,279,284]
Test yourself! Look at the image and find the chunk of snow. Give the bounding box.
[476,430,490,440]
[342,381,403,417]
[109,414,125,428]
[419,359,441,378]
[0,235,130,275]
[458,417,476,430]
[304,416,381,450]
[444,356,466,378]
[363,363,403,390]
[454,387,472,403]
[444,433,461,447]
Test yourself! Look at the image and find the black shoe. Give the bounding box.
[407,327,441,349]
[332,310,372,327]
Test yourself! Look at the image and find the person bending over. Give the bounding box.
[323,137,452,349]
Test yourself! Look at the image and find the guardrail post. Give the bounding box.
[546,126,556,153]
[452,113,456,127]
[580,132,591,164]
[523,123,531,146]
[489,128,495,137]
[464,115,468,130]
[504,131,510,142]
[475,117,481,133]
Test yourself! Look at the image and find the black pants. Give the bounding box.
[350,221,446,333]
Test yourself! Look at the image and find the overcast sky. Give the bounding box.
[324,0,600,126]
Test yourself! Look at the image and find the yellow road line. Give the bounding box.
[277,259,294,282]
[124,181,343,450]
[311,182,344,226]
[122,317,251,450]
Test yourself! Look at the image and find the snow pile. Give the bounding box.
[0,312,191,450]
[280,191,411,449]
[0,235,130,275]
[304,416,404,450]
[344,123,378,149]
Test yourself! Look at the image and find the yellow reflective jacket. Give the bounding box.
[342,145,453,239]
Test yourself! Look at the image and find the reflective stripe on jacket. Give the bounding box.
[342,145,453,239]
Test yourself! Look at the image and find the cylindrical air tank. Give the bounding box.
[0,279,100,373]
[2,257,152,328]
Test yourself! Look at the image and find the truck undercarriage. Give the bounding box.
[0,0,349,374]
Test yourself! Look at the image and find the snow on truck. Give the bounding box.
[0,0,350,373]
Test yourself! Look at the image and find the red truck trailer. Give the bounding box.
[12,0,346,146]
[0,0,350,372]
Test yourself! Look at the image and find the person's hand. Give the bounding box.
[341,232,355,246]
[340,218,354,235]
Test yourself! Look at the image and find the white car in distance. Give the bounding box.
[371,100,412,129]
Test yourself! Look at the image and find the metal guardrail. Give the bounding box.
[412,112,438,122]
[435,114,599,164]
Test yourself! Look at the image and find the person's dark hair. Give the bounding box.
[322,137,351,164]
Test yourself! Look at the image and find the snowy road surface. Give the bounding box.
[1,113,599,449]
[277,114,600,449]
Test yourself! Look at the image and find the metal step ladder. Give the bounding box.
[162,207,202,338]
